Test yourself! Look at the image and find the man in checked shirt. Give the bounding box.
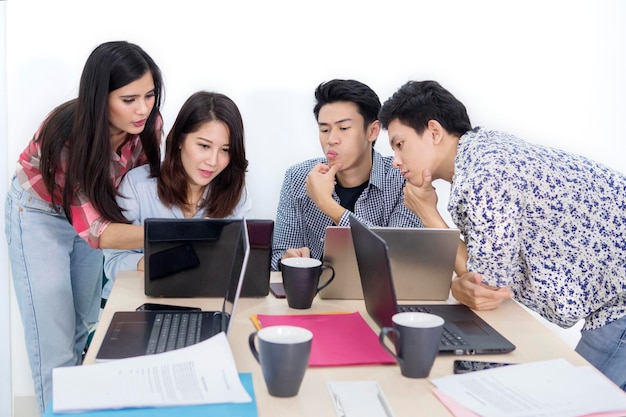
[271,79,423,271]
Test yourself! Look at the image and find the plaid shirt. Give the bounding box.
[15,130,150,249]
[271,150,423,270]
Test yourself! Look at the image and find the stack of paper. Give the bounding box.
[431,358,626,417]
[253,312,395,366]
[44,374,257,417]
[49,332,254,415]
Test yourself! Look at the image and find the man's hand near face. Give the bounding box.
[403,168,444,228]
[305,163,345,224]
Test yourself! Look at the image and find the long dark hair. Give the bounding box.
[38,41,163,224]
[158,91,248,218]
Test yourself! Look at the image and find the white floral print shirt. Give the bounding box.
[449,127,626,330]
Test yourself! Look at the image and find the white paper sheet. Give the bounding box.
[327,381,395,417]
[431,358,626,417]
[52,332,251,413]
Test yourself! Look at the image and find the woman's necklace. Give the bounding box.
[182,204,198,218]
[182,193,203,218]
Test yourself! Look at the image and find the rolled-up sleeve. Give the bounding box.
[103,170,144,280]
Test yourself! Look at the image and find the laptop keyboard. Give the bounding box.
[146,312,219,354]
[398,305,469,347]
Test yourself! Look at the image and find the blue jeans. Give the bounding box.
[576,313,626,391]
[5,177,103,415]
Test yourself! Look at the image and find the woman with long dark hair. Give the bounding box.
[5,41,164,414]
[104,91,252,285]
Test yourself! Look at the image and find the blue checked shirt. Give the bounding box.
[271,150,423,270]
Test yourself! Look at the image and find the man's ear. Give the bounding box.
[427,119,444,145]
[367,120,381,143]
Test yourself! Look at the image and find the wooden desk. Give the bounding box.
[84,271,591,417]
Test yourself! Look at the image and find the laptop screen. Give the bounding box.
[348,215,400,329]
[222,218,250,333]
[144,218,246,298]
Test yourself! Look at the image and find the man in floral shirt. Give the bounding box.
[379,80,626,391]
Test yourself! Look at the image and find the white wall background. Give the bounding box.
[3,0,625,412]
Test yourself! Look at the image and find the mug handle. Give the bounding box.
[316,264,335,293]
[379,327,401,362]
[248,331,261,363]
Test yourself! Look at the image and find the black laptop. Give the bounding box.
[95,219,250,361]
[349,215,516,355]
[143,218,265,297]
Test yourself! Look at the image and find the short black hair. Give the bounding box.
[379,80,472,137]
[313,79,381,129]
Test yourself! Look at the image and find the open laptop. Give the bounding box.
[95,219,250,361]
[320,226,459,300]
[144,218,249,297]
[349,215,515,355]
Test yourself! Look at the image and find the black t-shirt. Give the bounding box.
[335,180,369,212]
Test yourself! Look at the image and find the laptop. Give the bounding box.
[96,219,250,361]
[241,219,274,297]
[349,215,516,355]
[144,218,248,297]
[320,226,459,300]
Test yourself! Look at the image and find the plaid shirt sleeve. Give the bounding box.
[271,164,311,270]
[69,134,149,248]
[16,134,152,249]
[16,114,162,249]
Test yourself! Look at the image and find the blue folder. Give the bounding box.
[44,373,258,417]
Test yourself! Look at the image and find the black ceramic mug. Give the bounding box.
[379,312,444,378]
[280,257,335,309]
[249,325,313,397]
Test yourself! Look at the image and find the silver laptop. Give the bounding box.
[320,226,459,300]
[349,215,515,355]
[96,219,250,361]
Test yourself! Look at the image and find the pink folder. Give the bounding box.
[254,312,395,367]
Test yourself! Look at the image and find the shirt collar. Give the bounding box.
[368,150,385,191]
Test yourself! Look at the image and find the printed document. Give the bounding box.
[52,332,251,413]
[431,358,626,417]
